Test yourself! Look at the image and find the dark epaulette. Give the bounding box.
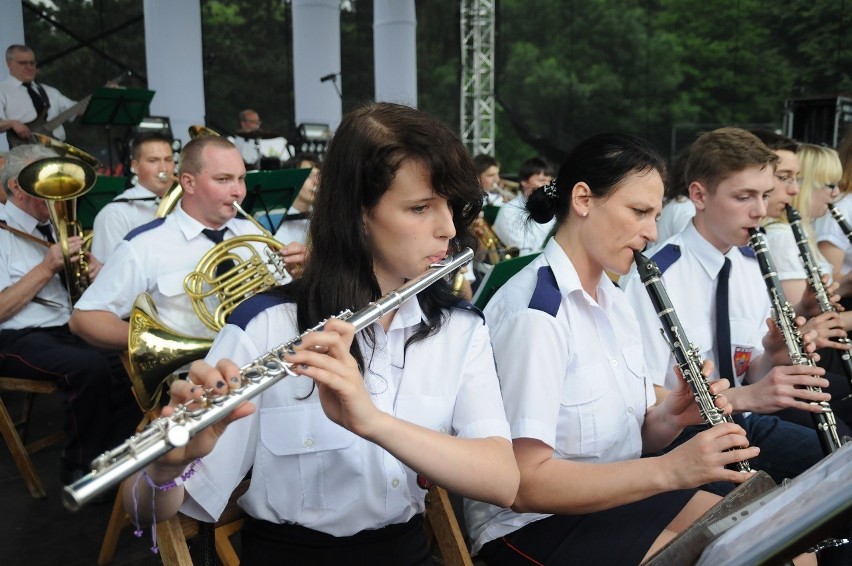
[449,299,485,324]
[738,245,756,259]
[123,218,165,241]
[651,244,681,274]
[528,266,561,317]
[228,293,292,331]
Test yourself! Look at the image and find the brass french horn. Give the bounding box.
[17,155,98,304]
[127,292,213,411]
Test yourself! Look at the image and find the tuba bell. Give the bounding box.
[17,156,98,304]
[127,292,213,411]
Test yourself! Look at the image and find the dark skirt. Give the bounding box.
[240,514,434,566]
[478,489,696,566]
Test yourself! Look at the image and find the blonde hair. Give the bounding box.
[790,144,842,242]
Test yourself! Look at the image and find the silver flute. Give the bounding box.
[63,248,473,511]
[633,251,751,472]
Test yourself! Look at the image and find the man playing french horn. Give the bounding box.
[69,136,304,351]
[0,144,139,486]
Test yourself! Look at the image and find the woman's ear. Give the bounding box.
[571,182,592,217]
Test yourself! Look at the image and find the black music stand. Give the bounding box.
[241,168,311,233]
[78,175,127,230]
[472,252,540,309]
[81,87,154,175]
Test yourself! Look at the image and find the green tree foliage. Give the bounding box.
[20,0,851,175]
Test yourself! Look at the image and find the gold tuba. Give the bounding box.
[17,156,98,304]
[127,292,213,411]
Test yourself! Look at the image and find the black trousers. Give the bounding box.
[0,326,140,468]
[240,515,434,566]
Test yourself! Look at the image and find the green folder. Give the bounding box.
[472,252,540,310]
[78,175,127,230]
[482,203,501,226]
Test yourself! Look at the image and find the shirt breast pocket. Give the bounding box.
[557,361,618,458]
[259,404,362,514]
[396,395,454,434]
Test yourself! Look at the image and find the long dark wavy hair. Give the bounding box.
[274,102,483,371]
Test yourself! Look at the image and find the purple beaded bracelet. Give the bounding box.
[132,458,202,554]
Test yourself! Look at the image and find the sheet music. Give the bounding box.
[697,442,852,565]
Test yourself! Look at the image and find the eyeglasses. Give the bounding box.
[12,59,37,67]
[774,174,800,187]
[822,183,840,192]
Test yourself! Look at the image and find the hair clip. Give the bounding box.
[542,178,558,200]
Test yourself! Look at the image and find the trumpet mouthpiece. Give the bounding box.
[157,171,168,182]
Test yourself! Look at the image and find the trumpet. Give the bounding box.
[63,248,474,510]
[155,172,182,218]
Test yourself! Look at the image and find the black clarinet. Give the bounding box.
[827,202,852,246]
[786,204,852,391]
[747,228,842,455]
[634,251,752,472]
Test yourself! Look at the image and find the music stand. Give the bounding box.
[471,252,540,309]
[241,168,311,233]
[697,443,852,565]
[81,87,155,175]
[78,175,128,230]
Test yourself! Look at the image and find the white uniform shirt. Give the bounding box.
[179,295,511,536]
[229,135,292,167]
[0,76,77,144]
[74,204,267,339]
[621,222,770,391]
[814,193,852,275]
[91,184,160,263]
[491,194,554,256]
[466,238,654,553]
[647,197,695,255]
[0,202,7,223]
[272,205,310,245]
[0,202,70,329]
[763,221,832,282]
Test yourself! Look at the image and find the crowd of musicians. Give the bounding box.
[2,43,852,565]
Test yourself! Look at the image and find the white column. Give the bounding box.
[373,0,416,107]
[142,0,205,145]
[0,1,25,82]
[292,0,342,131]
[0,0,25,151]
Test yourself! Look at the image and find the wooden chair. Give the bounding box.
[99,477,248,565]
[0,377,65,498]
[424,485,476,566]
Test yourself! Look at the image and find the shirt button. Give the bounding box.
[391,479,400,488]
[627,406,634,414]
[610,359,618,367]
[439,425,448,433]
[304,437,314,448]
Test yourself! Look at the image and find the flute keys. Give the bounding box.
[167,425,190,447]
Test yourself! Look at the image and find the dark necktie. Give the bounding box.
[201,228,236,277]
[715,258,735,386]
[22,82,46,117]
[35,223,67,289]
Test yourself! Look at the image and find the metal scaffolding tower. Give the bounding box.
[460,0,496,156]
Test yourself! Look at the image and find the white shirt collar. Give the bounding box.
[682,220,737,279]
[174,202,240,240]
[5,200,41,233]
[542,238,618,307]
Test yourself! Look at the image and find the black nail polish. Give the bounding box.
[293,338,302,346]
[216,380,226,389]
[286,345,296,355]
[230,376,240,384]
[300,364,308,369]
[190,386,198,393]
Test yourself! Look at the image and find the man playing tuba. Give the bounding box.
[0,144,138,486]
